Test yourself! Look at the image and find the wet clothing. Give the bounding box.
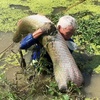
[20,34,77,61]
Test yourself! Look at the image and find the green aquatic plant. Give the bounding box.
[0,0,99,32]
[0,0,100,99]
[94,65,100,74]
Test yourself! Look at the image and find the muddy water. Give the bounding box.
[0,32,19,53]
[0,32,100,98]
[0,32,13,52]
[83,73,100,98]
[5,66,28,88]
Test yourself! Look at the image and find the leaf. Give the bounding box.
[63,94,69,100]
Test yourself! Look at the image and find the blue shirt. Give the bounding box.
[31,38,74,60]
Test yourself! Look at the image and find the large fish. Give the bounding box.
[13,14,83,92]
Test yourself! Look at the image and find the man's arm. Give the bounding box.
[20,29,43,49]
[20,23,56,49]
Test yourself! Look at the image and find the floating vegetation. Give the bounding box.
[0,0,100,99]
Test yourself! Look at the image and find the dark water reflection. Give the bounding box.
[52,6,66,14]
[9,4,36,15]
[73,52,100,98]
[9,4,30,10]
[83,74,100,98]
[93,0,100,6]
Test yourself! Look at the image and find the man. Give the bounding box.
[18,15,79,93]
[57,15,77,53]
[20,15,77,61]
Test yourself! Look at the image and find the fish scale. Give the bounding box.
[41,32,83,91]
